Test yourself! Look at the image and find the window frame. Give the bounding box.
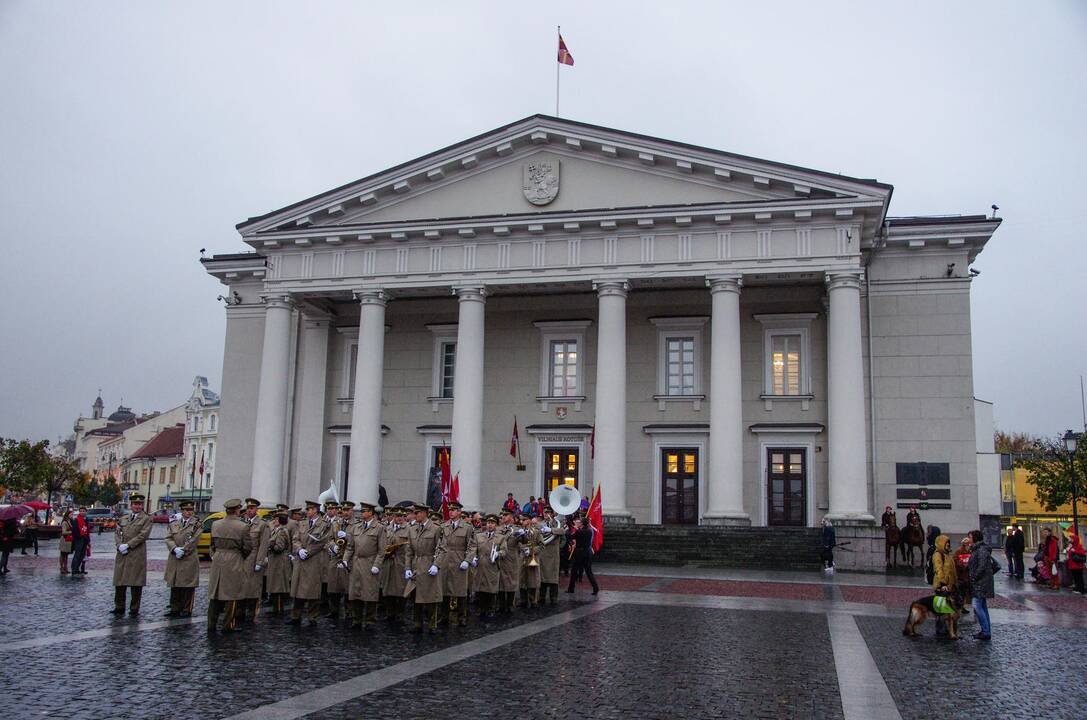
[753,313,817,410]
[426,323,459,410]
[650,316,708,411]
[533,320,592,412]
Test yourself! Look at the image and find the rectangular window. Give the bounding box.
[549,339,578,397]
[169,466,176,484]
[348,343,359,397]
[208,442,214,461]
[159,467,166,484]
[666,336,696,395]
[771,334,802,395]
[440,341,456,398]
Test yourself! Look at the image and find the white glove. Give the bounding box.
[288,554,296,562]
[118,543,129,554]
[522,548,531,557]
[428,564,439,576]
[337,561,348,570]
[298,548,309,560]
[515,528,526,536]
[470,557,478,568]
[404,569,413,580]
[329,544,340,556]
[337,530,347,539]
[173,547,184,559]
[370,565,381,575]
[254,564,263,572]
[459,560,469,570]
[540,525,552,534]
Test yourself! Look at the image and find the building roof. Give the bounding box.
[129,424,186,460]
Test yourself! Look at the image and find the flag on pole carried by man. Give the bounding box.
[439,446,452,519]
[587,485,603,553]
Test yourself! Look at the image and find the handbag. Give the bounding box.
[1070,550,1086,564]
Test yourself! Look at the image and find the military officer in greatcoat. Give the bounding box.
[439,502,477,627]
[518,514,543,609]
[405,504,446,634]
[207,499,254,632]
[381,507,411,624]
[238,498,270,623]
[340,500,356,528]
[288,500,332,625]
[473,514,505,619]
[537,508,563,605]
[323,502,348,619]
[343,502,386,628]
[497,509,525,613]
[265,510,293,615]
[111,493,153,616]
[163,500,201,617]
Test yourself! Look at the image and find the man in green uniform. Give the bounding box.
[163,500,201,617]
[344,502,386,628]
[238,497,270,623]
[207,498,254,632]
[288,500,331,626]
[111,493,153,616]
[439,501,477,627]
[405,504,445,634]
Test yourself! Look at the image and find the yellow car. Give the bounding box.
[197,507,277,559]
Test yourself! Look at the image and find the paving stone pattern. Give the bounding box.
[661,578,826,601]
[308,605,845,720]
[856,614,1087,720]
[838,585,1029,611]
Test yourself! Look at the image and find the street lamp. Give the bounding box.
[146,456,156,514]
[1063,430,1080,539]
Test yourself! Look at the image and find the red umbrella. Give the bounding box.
[23,501,51,511]
[0,504,33,521]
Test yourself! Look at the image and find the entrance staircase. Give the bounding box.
[594,525,824,571]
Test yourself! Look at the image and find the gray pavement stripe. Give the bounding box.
[221,600,618,720]
[640,577,675,592]
[827,612,903,720]
[7,616,202,650]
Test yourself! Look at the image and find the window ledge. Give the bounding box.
[653,394,705,411]
[336,396,354,413]
[759,394,813,411]
[536,395,586,412]
[426,396,454,412]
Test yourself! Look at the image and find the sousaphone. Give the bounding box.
[548,485,582,517]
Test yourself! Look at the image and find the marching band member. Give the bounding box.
[344,502,386,629]
[537,508,563,606]
[439,502,477,627]
[207,499,253,632]
[163,500,201,617]
[518,513,542,609]
[323,502,349,619]
[497,509,525,613]
[473,514,504,619]
[405,504,446,634]
[287,500,331,626]
[265,510,293,615]
[111,493,153,616]
[381,508,411,624]
[238,497,270,623]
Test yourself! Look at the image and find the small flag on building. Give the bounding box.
[558,33,574,66]
[510,419,520,458]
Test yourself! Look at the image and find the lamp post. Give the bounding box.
[146,456,156,513]
[1064,430,1081,539]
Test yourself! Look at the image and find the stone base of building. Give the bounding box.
[700,514,752,527]
[603,513,635,527]
[828,524,901,573]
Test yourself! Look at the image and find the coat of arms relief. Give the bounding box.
[522,160,560,206]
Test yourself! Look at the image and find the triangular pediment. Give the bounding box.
[239,116,890,238]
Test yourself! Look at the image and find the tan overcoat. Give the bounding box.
[498,525,525,592]
[405,520,446,604]
[113,512,153,587]
[265,523,293,595]
[345,519,386,602]
[208,514,253,601]
[242,516,271,600]
[164,515,202,588]
[381,523,411,598]
[538,519,562,585]
[473,530,505,594]
[325,516,350,594]
[439,519,478,597]
[519,527,542,589]
[291,515,331,600]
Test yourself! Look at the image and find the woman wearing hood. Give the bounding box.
[930,534,957,636]
[1067,532,1085,595]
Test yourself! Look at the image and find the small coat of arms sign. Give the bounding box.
[522,160,560,206]
[555,406,568,420]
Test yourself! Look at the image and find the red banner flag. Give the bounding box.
[451,473,460,505]
[558,34,574,66]
[510,419,520,458]
[439,447,452,520]
[587,485,603,553]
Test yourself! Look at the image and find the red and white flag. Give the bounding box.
[439,447,452,520]
[198,451,205,479]
[510,418,520,458]
[451,473,460,505]
[587,485,603,553]
[557,33,574,66]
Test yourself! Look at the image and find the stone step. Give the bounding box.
[594,524,825,570]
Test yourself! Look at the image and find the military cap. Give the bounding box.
[224,498,243,510]
[245,497,261,507]
[413,503,430,513]
[358,501,375,512]
[275,510,288,519]
[340,500,356,509]
[275,503,289,511]
[485,514,499,523]
[499,509,514,517]
[447,501,463,511]
[130,493,145,503]
[304,499,320,509]
[429,511,443,522]
[289,507,303,516]
[324,501,340,509]
[179,501,195,510]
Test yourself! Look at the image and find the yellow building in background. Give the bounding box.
[1000,454,1076,548]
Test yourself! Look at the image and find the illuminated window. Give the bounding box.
[534,320,592,404]
[755,314,816,399]
[651,317,707,404]
[771,334,801,395]
[549,340,578,397]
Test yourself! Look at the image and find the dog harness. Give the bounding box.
[932,595,955,615]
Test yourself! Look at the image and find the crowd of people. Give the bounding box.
[1001,523,1086,594]
[103,492,600,634]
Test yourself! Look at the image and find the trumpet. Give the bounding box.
[383,540,409,559]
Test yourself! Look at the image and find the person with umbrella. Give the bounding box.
[0,504,34,574]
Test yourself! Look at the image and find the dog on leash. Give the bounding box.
[902,592,964,639]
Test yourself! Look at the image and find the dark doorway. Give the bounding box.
[767,448,806,526]
[661,448,699,524]
[543,447,579,496]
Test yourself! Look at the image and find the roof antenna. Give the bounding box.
[990,204,999,219]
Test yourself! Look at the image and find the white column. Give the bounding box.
[592,280,630,521]
[825,271,873,521]
[704,275,750,525]
[450,285,487,510]
[250,295,293,503]
[347,291,386,506]
[291,311,330,505]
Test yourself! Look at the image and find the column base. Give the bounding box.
[603,512,635,527]
[700,512,751,527]
[824,512,876,527]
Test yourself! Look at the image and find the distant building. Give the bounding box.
[974,398,1002,546]
[1000,456,1076,548]
[122,424,186,511]
[178,376,220,513]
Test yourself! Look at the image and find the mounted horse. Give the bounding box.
[901,520,926,568]
[884,524,904,567]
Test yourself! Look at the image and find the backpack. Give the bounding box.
[925,552,935,585]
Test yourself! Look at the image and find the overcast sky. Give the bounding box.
[1,1,1085,444]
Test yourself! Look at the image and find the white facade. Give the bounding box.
[203,116,1000,533]
[182,375,220,492]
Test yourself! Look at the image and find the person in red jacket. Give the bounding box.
[1040,527,1061,590]
[1067,532,1086,595]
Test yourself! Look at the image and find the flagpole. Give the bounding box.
[555,25,561,116]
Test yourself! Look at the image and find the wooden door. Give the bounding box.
[661,448,699,524]
[544,447,579,494]
[767,448,806,526]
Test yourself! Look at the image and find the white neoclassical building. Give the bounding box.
[203,116,999,533]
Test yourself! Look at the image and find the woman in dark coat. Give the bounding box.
[966,529,994,640]
[0,518,16,574]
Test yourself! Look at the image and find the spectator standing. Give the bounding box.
[1040,527,1060,590]
[70,508,90,575]
[1067,532,1085,595]
[1003,526,1015,576]
[502,493,519,515]
[20,513,39,555]
[1009,525,1026,580]
[522,496,537,515]
[0,518,15,575]
[59,510,73,574]
[820,518,836,574]
[931,534,957,637]
[954,537,973,611]
[966,529,994,641]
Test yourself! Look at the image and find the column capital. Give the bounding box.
[825,270,864,292]
[452,285,488,303]
[706,274,743,294]
[260,293,294,310]
[592,279,629,297]
[352,289,388,307]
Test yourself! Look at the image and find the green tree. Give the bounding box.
[1016,435,1087,512]
[995,430,1038,454]
[0,438,53,496]
[70,472,97,506]
[98,477,121,507]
